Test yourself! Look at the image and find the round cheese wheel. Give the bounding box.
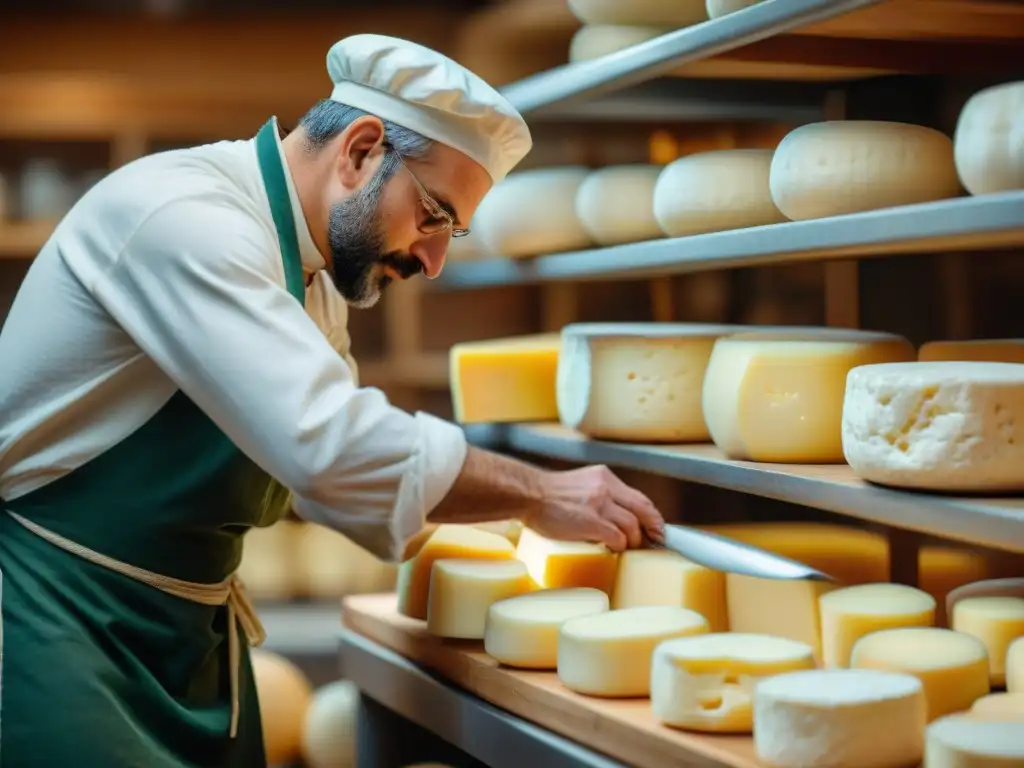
[952,596,1024,687]
[653,149,787,237]
[567,0,707,27]
[426,559,533,639]
[926,715,1024,766]
[574,165,663,246]
[251,650,314,766]
[706,0,762,18]
[769,121,963,220]
[842,362,1024,492]
[919,339,1024,364]
[953,80,1024,196]
[970,692,1024,720]
[302,680,359,768]
[473,167,593,258]
[569,25,668,64]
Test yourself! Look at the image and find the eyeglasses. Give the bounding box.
[391,151,470,238]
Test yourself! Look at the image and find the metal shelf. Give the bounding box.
[435,193,1024,290]
[475,423,1024,555]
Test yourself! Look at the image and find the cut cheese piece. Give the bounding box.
[557,322,744,443]
[449,334,561,424]
[970,692,1024,720]
[769,121,962,220]
[484,587,610,669]
[426,559,533,639]
[842,362,1024,492]
[558,606,709,696]
[653,149,787,237]
[703,329,914,463]
[611,549,727,631]
[706,0,762,17]
[925,715,1024,767]
[651,633,815,733]
[820,583,936,669]
[850,627,990,721]
[953,80,1024,197]
[574,165,663,246]
[515,527,618,594]
[566,0,707,27]
[396,525,515,620]
[473,167,593,258]
[919,339,1024,364]
[726,575,836,660]
[1008,636,1024,693]
[952,596,1024,687]
[754,669,926,768]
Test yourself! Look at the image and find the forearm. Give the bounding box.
[427,446,546,526]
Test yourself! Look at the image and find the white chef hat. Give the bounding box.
[326,34,533,183]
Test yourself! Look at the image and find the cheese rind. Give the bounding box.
[919,339,1024,364]
[953,80,1024,197]
[925,715,1024,767]
[952,596,1024,687]
[651,633,815,733]
[842,362,1024,492]
[515,527,619,594]
[426,559,534,639]
[969,692,1024,720]
[1008,636,1024,693]
[612,549,728,631]
[754,669,926,768]
[703,329,915,463]
[484,587,610,669]
[574,165,664,246]
[820,583,936,668]
[726,575,835,660]
[850,627,990,721]
[558,606,709,697]
[566,0,708,27]
[769,121,962,220]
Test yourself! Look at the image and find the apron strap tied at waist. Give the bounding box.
[6,511,264,738]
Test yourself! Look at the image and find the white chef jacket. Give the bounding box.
[0,120,467,562]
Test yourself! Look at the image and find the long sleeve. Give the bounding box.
[76,196,467,561]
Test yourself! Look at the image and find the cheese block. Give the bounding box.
[515,527,619,594]
[970,692,1024,720]
[653,149,787,238]
[472,167,593,258]
[611,549,727,631]
[703,329,914,463]
[574,165,664,246]
[769,121,962,220]
[558,606,709,696]
[449,334,561,424]
[484,587,610,669]
[919,339,1024,364]
[925,715,1024,767]
[952,596,1024,687]
[754,669,926,768]
[651,633,815,733]
[397,525,515,620]
[706,0,762,17]
[426,559,533,639]
[850,627,990,721]
[566,0,707,27]
[820,583,936,668]
[557,322,743,443]
[1008,636,1024,692]
[953,80,1024,197]
[726,576,836,660]
[842,362,1024,492]
[238,521,301,600]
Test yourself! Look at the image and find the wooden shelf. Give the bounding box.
[0,221,55,259]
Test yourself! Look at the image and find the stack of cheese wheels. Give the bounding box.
[653,149,787,237]
[953,80,1024,196]
[706,0,761,17]
[472,167,593,258]
[301,680,359,768]
[515,526,619,594]
[925,715,1024,766]
[612,549,728,631]
[842,362,1024,492]
[574,165,664,245]
[237,520,302,601]
[556,322,745,443]
[426,559,534,639]
[251,650,314,767]
[970,691,1024,719]
[703,328,915,463]
[919,338,1024,363]
[769,121,963,220]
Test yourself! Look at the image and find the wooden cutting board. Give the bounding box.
[342,593,760,768]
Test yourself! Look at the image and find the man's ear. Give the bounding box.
[336,116,387,186]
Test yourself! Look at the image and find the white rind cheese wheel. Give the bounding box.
[569,26,668,65]
[557,322,746,443]
[919,339,1024,364]
[702,328,915,463]
[574,165,663,246]
[567,0,707,27]
[769,121,963,220]
[426,559,534,639]
[849,627,990,722]
[558,606,709,697]
[819,583,936,669]
[302,680,359,768]
[952,596,1024,687]
[484,587,610,669]
[473,167,593,258]
[953,80,1024,196]
[754,669,926,768]
[611,549,727,632]
[970,692,1024,720]
[515,527,619,594]
[653,149,787,237]
[707,0,762,18]
[651,633,815,733]
[1008,636,1024,693]
[925,715,1024,767]
[842,362,1024,492]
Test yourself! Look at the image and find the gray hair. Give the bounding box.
[297,99,434,186]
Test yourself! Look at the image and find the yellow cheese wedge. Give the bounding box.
[952,596,1024,687]
[449,333,561,423]
[725,576,836,660]
[426,559,534,639]
[611,549,727,631]
[919,339,1024,364]
[970,692,1024,720]
[515,527,619,595]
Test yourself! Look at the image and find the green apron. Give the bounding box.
[0,119,307,768]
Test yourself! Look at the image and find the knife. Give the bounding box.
[648,524,836,582]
